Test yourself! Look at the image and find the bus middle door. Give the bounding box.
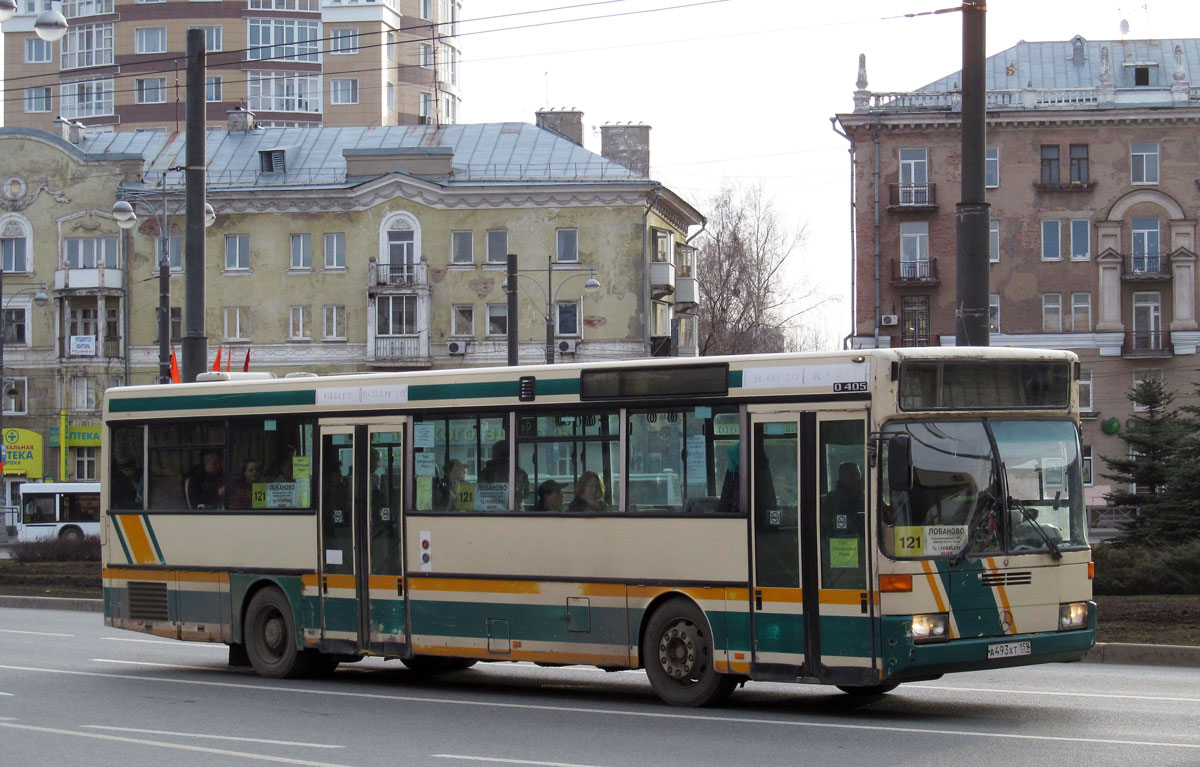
[318,426,360,654]
[366,426,407,655]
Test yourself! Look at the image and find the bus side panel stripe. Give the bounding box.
[119,516,156,565]
[110,517,133,565]
[142,514,165,564]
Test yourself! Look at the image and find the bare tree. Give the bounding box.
[695,183,833,355]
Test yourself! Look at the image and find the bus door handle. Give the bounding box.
[397,578,404,597]
[322,576,328,595]
[754,589,763,611]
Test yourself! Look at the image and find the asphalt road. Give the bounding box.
[1,607,1198,767]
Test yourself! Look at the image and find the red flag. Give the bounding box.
[212,345,222,372]
[169,349,181,384]
[243,348,251,372]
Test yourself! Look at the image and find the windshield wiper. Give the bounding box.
[1009,498,1063,560]
[949,506,996,567]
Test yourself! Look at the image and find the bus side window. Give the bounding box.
[627,406,740,514]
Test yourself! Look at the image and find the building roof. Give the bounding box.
[918,36,1200,92]
[79,122,643,191]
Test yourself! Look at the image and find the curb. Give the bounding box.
[0,595,103,613]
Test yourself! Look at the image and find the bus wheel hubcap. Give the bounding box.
[658,620,697,680]
[263,614,284,655]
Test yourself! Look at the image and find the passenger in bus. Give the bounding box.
[479,440,530,509]
[534,479,565,511]
[568,471,605,512]
[826,462,865,533]
[111,456,141,509]
[185,450,225,510]
[231,459,261,509]
[268,445,296,482]
[434,460,467,510]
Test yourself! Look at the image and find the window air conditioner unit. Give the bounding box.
[419,115,433,125]
[880,314,899,326]
[446,340,466,355]
[557,339,578,353]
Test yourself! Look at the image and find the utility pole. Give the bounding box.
[956,0,989,347]
[181,29,209,382]
[506,254,519,366]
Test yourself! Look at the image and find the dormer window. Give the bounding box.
[1135,66,1150,86]
[259,149,286,173]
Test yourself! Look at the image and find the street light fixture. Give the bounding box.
[0,0,18,23]
[0,285,49,501]
[33,0,67,42]
[504,255,601,365]
[113,174,216,384]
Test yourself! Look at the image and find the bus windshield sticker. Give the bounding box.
[894,525,968,557]
[474,482,507,511]
[326,548,343,566]
[414,423,435,449]
[414,452,436,477]
[292,456,311,479]
[742,363,868,390]
[829,538,859,568]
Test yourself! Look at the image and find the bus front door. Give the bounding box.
[318,425,408,656]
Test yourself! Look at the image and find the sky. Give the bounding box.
[459,0,1200,349]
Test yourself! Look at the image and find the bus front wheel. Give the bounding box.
[642,597,737,707]
[244,587,311,679]
[59,526,83,542]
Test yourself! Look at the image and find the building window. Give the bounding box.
[324,233,345,269]
[386,82,395,110]
[154,306,182,343]
[1040,145,1060,185]
[419,0,432,19]
[985,145,999,188]
[1,236,28,272]
[651,229,672,262]
[167,235,182,270]
[248,19,320,62]
[1132,292,1163,353]
[73,446,98,479]
[25,37,52,63]
[1069,144,1089,184]
[2,377,27,415]
[225,234,249,270]
[135,27,166,54]
[65,237,118,268]
[330,78,358,105]
[419,91,433,118]
[1131,217,1160,273]
[487,304,507,336]
[989,220,999,263]
[1071,292,1092,332]
[191,25,222,51]
[59,77,113,118]
[61,22,114,69]
[247,72,321,113]
[290,233,312,269]
[1070,220,1090,260]
[899,221,929,278]
[323,305,346,340]
[71,376,97,411]
[419,43,433,68]
[3,308,28,344]
[289,305,310,339]
[330,28,358,54]
[988,294,1000,333]
[248,0,316,8]
[1082,445,1093,485]
[224,307,249,340]
[386,30,396,61]
[486,230,508,263]
[62,0,111,16]
[1131,142,1159,184]
[1041,220,1061,261]
[1042,294,1062,333]
[556,228,578,263]
[651,300,670,337]
[134,77,166,104]
[205,76,223,102]
[452,305,474,336]
[377,295,417,336]
[1079,369,1093,414]
[451,231,473,264]
[899,147,928,185]
[900,295,931,346]
[1132,368,1163,412]
[556,302,579,336]
[24,87,53,113]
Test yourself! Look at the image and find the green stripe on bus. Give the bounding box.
[142,514,165,564]
[111,518,133,565]
[728,370,743,389]
[109,390,316,413]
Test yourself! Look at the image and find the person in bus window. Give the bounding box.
[534,479,565,511]
[185,450,225,510]
[111,456,141,509]
[568,471,605,512]
[434,460,466,510]
[231,458,261,509]
[479,440,529,509]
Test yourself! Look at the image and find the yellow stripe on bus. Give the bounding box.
[920,560,955,639]
[986,557,1018,634]
[410,578,543,595]
[118,517,157,565]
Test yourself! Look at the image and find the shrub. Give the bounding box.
[1092,539,1200,595]
[11,534,101,563]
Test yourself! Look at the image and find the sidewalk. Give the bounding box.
[1,591,1197,668]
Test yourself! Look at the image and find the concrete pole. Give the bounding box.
[507,254,518,366]
[181,29,208,382]
[956,0,990,347]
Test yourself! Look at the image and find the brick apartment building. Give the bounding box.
[835,36,1200,513]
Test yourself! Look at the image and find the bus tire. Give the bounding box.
[643,597,737,707]
[244,587,311,679]
[306,651,340,677]
[401,655,477,674]
[837,682,900,696]
[59,526,83,542]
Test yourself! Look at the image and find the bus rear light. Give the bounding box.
[879,574,913,592]
[1088,562,1094,580]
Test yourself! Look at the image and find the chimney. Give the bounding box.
[54,117,86,144]
[535,108,584,146]
[228,107,256,133]
[600,123,651,177]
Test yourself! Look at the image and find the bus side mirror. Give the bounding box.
[888,435,912,493]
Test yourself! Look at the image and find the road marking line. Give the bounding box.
[102,637,225,647]
[434,755,608,767]
[0,692,12,697]
[0,629,73,637]
[908,684,1200,704]
[83,725,343,749]
[91,659,217,670]
[1,663,1198,751]
[0,721,352,767]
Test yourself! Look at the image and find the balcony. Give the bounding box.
[650,260,675,299]
[1123,331,1172,358]
[887,183,937,211]
[1122,254,1172,281]
[1034,180,1096,193]
[368,260,427,292]
[890,258,939,286]
[53,267,124,292]
[898,334,937,347]
[674,273,698,309]
[372,335,431,366]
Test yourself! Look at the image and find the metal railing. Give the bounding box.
[374,335,422,359]
[898,334,935,347]
[1126,253,1171,278]
[891,258,939,282]
[888,182,937,207]
[1125,330,1170,357]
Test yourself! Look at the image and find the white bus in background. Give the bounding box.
[18,482,101,542]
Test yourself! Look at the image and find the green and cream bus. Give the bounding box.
[101,348,1095,706]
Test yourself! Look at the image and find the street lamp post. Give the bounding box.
[113,174,215,384]
[0,284,49,502]
[0,0,69,41]
[504,255,600,365]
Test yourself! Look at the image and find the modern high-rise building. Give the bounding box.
[2,0,461,131]
[836,37,1200,520]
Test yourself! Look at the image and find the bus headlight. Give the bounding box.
[1059,602,1088,630]
[911,613,949,643]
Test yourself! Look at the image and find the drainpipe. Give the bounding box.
[830,117,855,348]
[642,186,662,357]
[872,113,882,348]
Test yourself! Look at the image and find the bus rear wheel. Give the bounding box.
[643,597,737,707]
[244,587,311,679]
[401,655,477,674]
[59,526,83,542]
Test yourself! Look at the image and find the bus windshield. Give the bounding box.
[881,420,1089,559]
